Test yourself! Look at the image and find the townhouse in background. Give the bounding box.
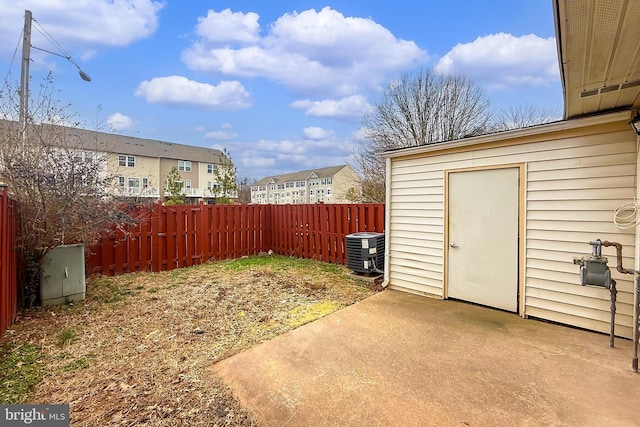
[1,120,233,204]
[251,165,361,204]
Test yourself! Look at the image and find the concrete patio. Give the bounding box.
[213,290,639,426]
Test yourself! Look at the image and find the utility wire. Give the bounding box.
[31,17,74,61]
[1,27,23,94]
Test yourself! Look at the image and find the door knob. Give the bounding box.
[449,243,459,248]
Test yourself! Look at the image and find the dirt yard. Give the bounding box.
[0,255,380,426]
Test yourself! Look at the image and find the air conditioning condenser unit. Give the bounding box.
[345,232,384,274]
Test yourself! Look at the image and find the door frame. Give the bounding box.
[443,163,526,316]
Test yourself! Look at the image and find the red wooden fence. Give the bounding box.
[0,186,18,337]
[88,202,385,276]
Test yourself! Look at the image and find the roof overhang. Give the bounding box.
[554,0,640,119]
[382,110,633,159]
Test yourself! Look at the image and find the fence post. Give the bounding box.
[0,185,18,338]
[151,200,161,272]
[197,201,208,263]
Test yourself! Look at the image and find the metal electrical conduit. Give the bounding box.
[600,240,640,373]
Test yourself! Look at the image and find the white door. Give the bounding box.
[447,168,519,312]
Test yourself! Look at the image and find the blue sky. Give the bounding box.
[0,1,562,181]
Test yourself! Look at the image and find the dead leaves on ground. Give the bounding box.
[2,257,377,426]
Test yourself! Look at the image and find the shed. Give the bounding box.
[381,0,640,338]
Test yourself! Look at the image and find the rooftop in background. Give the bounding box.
[253,165,351,186]
[1,119,224,163]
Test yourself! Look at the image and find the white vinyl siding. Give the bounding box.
[388,166,445,297]
[387,125,636,338]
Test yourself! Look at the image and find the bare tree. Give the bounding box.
[492,105,561,131]
[352,69,492,202]
[212,148,238,204]
[0,76,131,306]
[236,176,252,204]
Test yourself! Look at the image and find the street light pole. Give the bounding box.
[18,9,91,144]
[19,10,32,137]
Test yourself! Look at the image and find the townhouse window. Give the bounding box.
[128,177,140,188]
[75,151,94,164]
[142,178,149,188]
[185,179,192,189]
[119,155,135,167]
[326,178,332,184]
[178,160,192,172]
[310,190,315,196]
[118,176,125,187]
[170,179,184,190]
[207,164,216,174]
[326,188,332,196]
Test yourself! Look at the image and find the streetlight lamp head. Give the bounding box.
[78,69,91,82]
[630,113,640,136]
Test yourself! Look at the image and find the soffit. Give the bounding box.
[555,0,640,118]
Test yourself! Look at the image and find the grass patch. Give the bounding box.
[224,255,287,271]
[57,328,78,348]
[62,353,96,372]
[0,344,45,404]
[89,276,142,304]
[287,301,343,328]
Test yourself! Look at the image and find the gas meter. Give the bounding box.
[573,239,618,350]
[573,239,612,289]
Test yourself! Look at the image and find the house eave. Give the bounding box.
[381,110,635,160]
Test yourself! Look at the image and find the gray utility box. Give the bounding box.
[345,232,385,274]
[40,244,86,306]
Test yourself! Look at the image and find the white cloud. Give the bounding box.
[135,76,251,110]
[203,122,237,140]
[204,130,237,141]
[251,139,308,155]
[181,7,426,97]
[0,1,164,57]
[291,95,373,120]
[227,130,356,180]
[242,157,276,168]
[435,33,559,89]
[195,9,260,44]
[107,112,134,131]
[303,127,330,140]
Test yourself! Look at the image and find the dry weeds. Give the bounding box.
[1,255,380,426]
